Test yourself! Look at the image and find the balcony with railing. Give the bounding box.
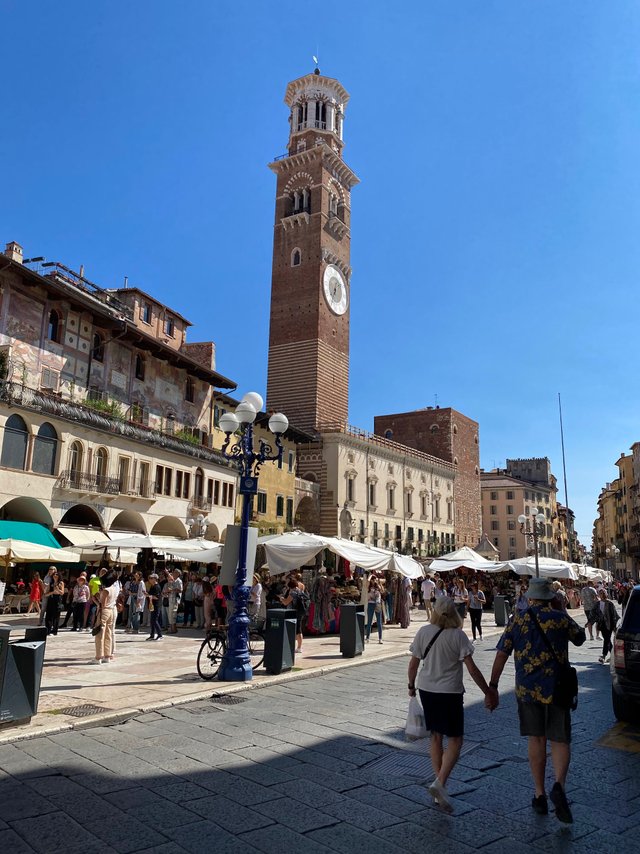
[55,470,154,500]
[189,493,213,513]
[55,470,120,496]
[0,380,233,469]
[316,422,457,472]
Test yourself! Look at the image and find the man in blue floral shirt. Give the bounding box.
[489,577,585,824]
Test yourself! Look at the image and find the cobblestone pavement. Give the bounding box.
[0,634,638,852]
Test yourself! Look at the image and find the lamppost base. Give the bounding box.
[217,655,253,682]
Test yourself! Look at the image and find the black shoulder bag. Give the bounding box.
[528,608,578,711]
[422,627,445,660]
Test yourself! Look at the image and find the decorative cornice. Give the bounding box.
[281,212,310,230]
[325,215,348,240]
[321,249,351,281]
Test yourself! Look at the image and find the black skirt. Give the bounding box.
[419,690,464,737]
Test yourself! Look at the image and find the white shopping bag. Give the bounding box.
[405,694,428,740]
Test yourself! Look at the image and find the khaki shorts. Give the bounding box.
[517,700,571,744]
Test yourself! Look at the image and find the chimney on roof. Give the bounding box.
[4,241,23,264]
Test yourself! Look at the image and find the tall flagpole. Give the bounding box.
[558,393,571,559]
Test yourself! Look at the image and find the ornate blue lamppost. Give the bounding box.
[217,393,288,681]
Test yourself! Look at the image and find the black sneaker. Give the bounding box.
[532,794,548,815]
[550,783,573,824]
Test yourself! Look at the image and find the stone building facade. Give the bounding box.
[373,407,481,549]
[296,425,456,556]
[480,458,560,560]
[0,244,240,544]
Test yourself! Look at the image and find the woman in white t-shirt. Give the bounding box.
[452,577,469,621]
[407,596,496,813]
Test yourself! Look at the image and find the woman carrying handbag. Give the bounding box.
[407,596,497,813]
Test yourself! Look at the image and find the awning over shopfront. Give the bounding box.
[0,521,60,548]
[258,531,424,579]
[0,539,81,565]
[90,534,223,559]
[56,527,139,564]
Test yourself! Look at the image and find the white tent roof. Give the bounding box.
[507,556,579,580]
[429,546,505,573]
[0,539,81,564]
[167,543,223,563]
[89,535,222,557]
[257,531,424,579]
[57,527,139,564]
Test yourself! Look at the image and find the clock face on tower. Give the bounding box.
[323,265,348,316]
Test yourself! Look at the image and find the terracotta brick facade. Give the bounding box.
[373,407,481,548]
[266,73,358,434]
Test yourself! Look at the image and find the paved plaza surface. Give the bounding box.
[0,630,638,853]
[1,608,499,740]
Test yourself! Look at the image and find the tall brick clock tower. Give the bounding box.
[266,69,359,434]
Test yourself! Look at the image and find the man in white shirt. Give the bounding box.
[421,575,436,618]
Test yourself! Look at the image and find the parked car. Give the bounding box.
[611,584,640,722]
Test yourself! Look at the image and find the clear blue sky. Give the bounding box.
[3,1,639,545]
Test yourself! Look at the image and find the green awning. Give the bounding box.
[0,521,60,547]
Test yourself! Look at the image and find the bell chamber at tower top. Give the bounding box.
[284,71,350,155]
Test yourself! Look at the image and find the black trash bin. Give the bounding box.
[339,604,365,658]
[493,595,510,627]
[0,624,47,727]
[264,608,296,675]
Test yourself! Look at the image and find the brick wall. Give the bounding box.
[266,147,351,432]
[373,407,481,548]
[181,341,215,371]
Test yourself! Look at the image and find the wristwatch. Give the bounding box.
[489,681,499,689]
[408,683,415,690]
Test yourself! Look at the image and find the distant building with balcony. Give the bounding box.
[481,458,560,560]
[296,424,456,557]
[0,240,240,546]
[593,450,637,579]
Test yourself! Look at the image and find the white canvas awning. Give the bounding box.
[90,535,222,557]
[56,527,139,564]
[507,556,579,580]
[429,546,506,573]
[258,531,424,579]
[166,542,224,563]
[0,539,81,564]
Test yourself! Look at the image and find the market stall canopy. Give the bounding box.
[89,535,222,558]
[0,539,81,564]
[258,531,424,578]
[578,565,612,583]
[258,531,329,575]
[166,542,224,563]
[57,527,139,564]
[507,556,579,580]
[429,546,506,573]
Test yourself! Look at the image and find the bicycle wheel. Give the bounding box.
[248,629,265,672]
[197,634,225,680]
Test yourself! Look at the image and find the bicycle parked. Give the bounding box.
[197,622,265,680]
